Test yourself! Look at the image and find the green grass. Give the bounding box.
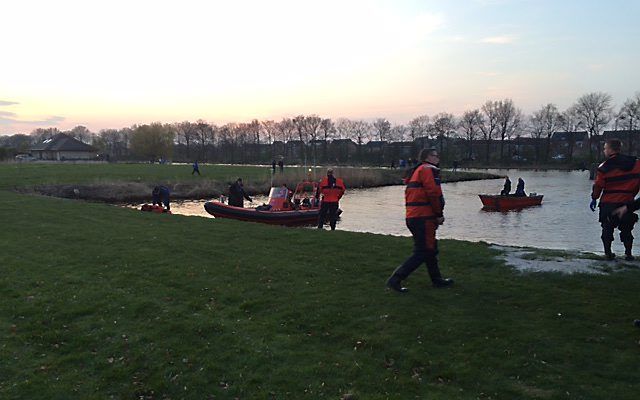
[1,190,640,399]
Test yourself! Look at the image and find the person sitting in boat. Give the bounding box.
[500,177,511,196]
[514,177,526,197]
[302,196,311,208]
[228,178,252,208]
[152,185,171,211]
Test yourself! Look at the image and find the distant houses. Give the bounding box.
[30,133,98,161]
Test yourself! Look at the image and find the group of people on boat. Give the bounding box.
[500,176,527,196]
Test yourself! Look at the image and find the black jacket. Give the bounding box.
[228,182,252,207]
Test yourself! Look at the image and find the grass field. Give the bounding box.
[1,164,639,399]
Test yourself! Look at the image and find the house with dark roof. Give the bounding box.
[30,133,98,161]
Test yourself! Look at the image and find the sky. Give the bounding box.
[1,0,639,135]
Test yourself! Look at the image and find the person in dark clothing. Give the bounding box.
[316,168,346,230]
[500,177,511,196]
[152,185,171,211]
[386,148,453,293]
[228,178,252,208]
[271,160,276,173]
[192,160,200,175]
[591,139,640,260]
[514,177,526,197]
[278,160,284,172]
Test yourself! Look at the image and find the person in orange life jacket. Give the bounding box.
[386,148,454,292]
[316,168,346,230]
[590,139,640,260]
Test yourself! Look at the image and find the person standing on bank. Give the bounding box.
[317,168,346,230]
[228,178,253,208]
[591,139,640,260]
[192,160,201,175]
[387,148,454,292]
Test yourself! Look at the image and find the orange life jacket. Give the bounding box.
[319,176,346,203]
[592,154,640,204]
[405,162,444,219]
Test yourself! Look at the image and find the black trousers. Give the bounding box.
[392,217,442,282]
[317,202,339,230]
[599,203,638,244]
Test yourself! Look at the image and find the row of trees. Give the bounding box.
[1,91,639,164]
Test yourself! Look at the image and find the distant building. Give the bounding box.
[30,133,98,161]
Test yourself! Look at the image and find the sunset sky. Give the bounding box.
[1,0,639,135]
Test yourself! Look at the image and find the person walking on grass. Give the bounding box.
[591,139,640,261]
[316,168,346,231]
[192,160,200,175]
[386,148,454,293]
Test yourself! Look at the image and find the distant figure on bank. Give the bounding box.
[591,139,640,260]
[500,177,511,196]
[272,159,276,173]
[228,178,253,208]
[514,177,526,197]
[452,160,459,172]
[386,148,453,293]
[390,160,396,169]
[278,159,284,172]
[152,185,171,211]
[192,160,200,175]
[399,159,407,169]
[316,168,346,230]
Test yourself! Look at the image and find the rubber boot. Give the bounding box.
[623,241,634,261]
[426,255,454,288]
[386,273,408,293]
[602,239,615,260]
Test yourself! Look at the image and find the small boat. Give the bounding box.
[479,194,543,211]
[204,181,336,226]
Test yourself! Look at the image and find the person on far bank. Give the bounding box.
[590,139,640,261]
[386,148,454,293]
[192,160,200,175]
[514,177,526,197]
[316,168,346,230]
[500,176,511,196]
[228,178,252,208]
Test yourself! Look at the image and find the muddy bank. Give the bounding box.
[17,170,500,203]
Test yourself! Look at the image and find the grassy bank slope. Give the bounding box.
[1,190,639,399]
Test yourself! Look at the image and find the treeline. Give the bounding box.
[1,91,639,165]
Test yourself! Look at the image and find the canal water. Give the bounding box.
[157,169,618,254]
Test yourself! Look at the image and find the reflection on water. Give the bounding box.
[158,169,617,253]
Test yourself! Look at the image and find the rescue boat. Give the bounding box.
[479,193,543,211]
[204,181,338,226]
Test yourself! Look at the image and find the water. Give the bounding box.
[158,169,618,253]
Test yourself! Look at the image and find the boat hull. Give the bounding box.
[204,201,321,226]
[479,194,543,211]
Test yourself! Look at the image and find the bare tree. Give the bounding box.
[480,100,500,162]
[319,118,335,162]
[373,118,391,141]
[557,106,582,162]
[194,120,214,161]
[459,109,482,159]
[616,93,640,153]
[495,99,522,161]
[409,115,430,141]
[390,124,408,142]
[274,118,296,160]
[175,121,198,160]
[67,125,93,143]
[431,112,456,155]
[531,104,560,161]
[574,92,613,159]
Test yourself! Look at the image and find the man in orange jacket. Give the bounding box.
[591,139,640,260]
[387,148,453,292]
[317,168,346,230]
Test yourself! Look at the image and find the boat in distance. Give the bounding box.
[478,193,543,211]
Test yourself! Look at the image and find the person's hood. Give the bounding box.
[599,153,637,173]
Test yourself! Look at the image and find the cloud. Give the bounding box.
[480,35,517,44]
[587,64,605,71]
[0,100,19,106]
[0,114,65,126]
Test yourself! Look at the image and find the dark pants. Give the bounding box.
[392,217,442,282]
[599,203,638,254]
[317,202,339,230]
[192,169,200,175]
